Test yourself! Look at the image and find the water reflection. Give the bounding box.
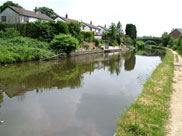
[0,52,137,98]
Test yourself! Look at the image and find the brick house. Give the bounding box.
[170,28,182,39]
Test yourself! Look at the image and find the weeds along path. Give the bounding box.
[166,50,182,136]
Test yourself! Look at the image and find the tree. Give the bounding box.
[0,1,22,11]
[37,7,58,19]
[117,21,123,45]
[50,34,79,55]
[161,32,172,47]
[125,24,137,40]
[68,21,81,41]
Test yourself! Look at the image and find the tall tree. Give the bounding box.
[117,21,123,45]
[0,1,22,11]
[37,7,58,19]
[125,24,137,40]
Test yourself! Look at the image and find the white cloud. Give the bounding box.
[0,0,182,36]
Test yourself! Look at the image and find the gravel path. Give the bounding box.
[166,50,182,136]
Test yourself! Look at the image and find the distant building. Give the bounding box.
[0,6,53,23]
[97,25,108,35]
[54,14,76,23]
[81,21,100,33]
[170,28,182,39]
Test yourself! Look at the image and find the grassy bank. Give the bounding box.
[116,49,174,136]
[0,36,55,64]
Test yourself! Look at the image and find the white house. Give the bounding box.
[0,6,53,23]
[54,14,76,23]
[81,21,101,34]
[97,25,108,35]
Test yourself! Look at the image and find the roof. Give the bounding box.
[176,28,182,34]
[82,22,100,30]
[97,25,108,31]
[4,6,53,21]
[55,16,76,23]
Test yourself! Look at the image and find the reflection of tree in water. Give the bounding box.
[123,51,136,71]
[102,53,123,75]
[0,53,124,98]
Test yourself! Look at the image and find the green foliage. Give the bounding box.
[81,31,94,42]
[102,23,117,46]
[135,40,146,49]
[124,35,133,46]
[83,45,90,50]
[0,1,22,12]
[125,24,137,40]
[161,32,173,47]
[68,21,81,41]
[94,39,102,48]
[0,36,54,64]
[117,21,123,45]
[0,28,20,38]
[0,21,69,42]
[50,34,79,55]
[37,7,58,19]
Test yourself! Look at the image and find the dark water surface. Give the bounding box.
[0,50,163,136]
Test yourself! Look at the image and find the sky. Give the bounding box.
[0,0,182,37]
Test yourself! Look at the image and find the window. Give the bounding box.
[1,16,6,22]
[82,26,85,30]
[24,16,29,22]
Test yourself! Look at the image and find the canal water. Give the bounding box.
[0,49,164,136]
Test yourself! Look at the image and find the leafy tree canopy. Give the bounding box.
[0,1,22,11]
[37,7,58,19]
[125,24,137,40]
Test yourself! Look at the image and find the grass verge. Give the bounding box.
[116,49,174,136]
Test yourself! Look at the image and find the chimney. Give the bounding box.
[66,13,68,18]
[35,7,39,13]
[90,21,92,25]
[104,24,106,28]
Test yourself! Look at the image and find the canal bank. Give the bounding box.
[116,49,174,136]
[43,47,132,61]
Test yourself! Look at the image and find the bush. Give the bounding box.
[0,21,69,42]
[68,21,81,41]
[0,28,20,38]
[50,34,79,55]
[0,36,54,64]
[135,40,146,49]
[83,45,90,50]
[81,31,94,42]
[94,39,102,48]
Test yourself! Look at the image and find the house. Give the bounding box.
[0,6,53,23]
[97,25,108,35]
[81,21,100,34]
[170,28,182,39]
[54,14,76,23]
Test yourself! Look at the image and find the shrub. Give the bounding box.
[0,28,20,38]
[50,34,79,55]
[83,45,90,50]
[68,21,81,41]
[81,31,94,42]
[0,36,54,64]
[135,40,146,49]
[0,21,69,42]
[94,39,102,48]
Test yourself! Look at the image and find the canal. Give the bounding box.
[0,49,164,136]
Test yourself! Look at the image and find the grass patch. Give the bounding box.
[116,49,174,136]
[0,36,55,64]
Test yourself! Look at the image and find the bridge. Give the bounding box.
[137,38,161,45]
